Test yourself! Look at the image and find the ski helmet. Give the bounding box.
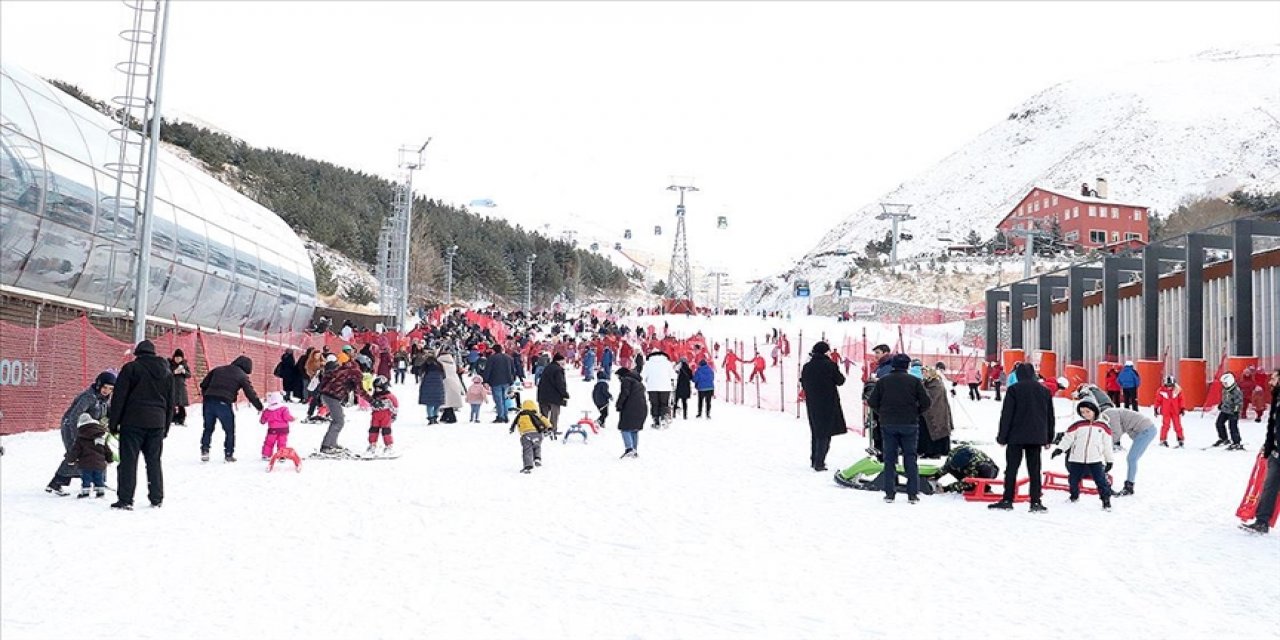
[1056,376,1069,390]
[355,354,373,372]
[1220,372,1236,387]
[1163,376,1175,386]
[372,375,389,391]
[1076,400,1101,420]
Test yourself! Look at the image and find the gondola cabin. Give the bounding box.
[835,278,853,297]
[624,229,632,239]
[654,225,662,236]
[614,242,622,251]
[717,216,728,229]
[794,279,811,297]
[590,242,599,251]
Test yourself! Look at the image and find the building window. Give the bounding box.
[1111,207,1119,219]
[1051,195,1058,206]
[1043,197,1050,208]
[1088,206,1096,217]
[1112,231,1120,241]
[1065,231,1079,242]
[1126,232,1142,241]
[1018,205,1023,215]
[1134,209,1143,221]
[1089,230,1106,244]
[1034,201,1040,212]
[1073,206,1079,218]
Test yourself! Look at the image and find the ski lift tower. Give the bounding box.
[875,203,915,267]
[379,139,431,327]
[666,178,699,313]
[1006,214,1053,279]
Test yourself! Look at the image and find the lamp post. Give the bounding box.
[445,244,458,303]
[875,203,916,267]
[525,253,537,313]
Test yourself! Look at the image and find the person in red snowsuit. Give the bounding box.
[1155,378,1185,446]
[749,354,767,383]
[829,349,841,365]
[723,350,742,382]
[1244,367,1270,422]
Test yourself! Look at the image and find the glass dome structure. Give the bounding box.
[0,64,316,334]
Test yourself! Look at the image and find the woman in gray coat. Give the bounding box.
[45,371,115,495]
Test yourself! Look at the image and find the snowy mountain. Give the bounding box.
[748,46,1280,311]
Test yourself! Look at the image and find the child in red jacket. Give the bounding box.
[1155,376,1185,448]
[367,376,398,455]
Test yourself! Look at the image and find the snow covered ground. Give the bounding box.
[2,320,1278,639]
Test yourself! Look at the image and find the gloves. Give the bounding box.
[1113,443,1124,452]
[1052,432,1065,445]
[1051,449,1064,459]
[1104,462,1113,472]
[1180,409,1186,416]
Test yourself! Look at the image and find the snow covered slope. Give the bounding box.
[750,46,1280,310]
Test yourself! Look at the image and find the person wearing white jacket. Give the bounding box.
[1052,400,1115,510]
[642,351,675,427]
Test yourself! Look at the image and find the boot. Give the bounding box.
[1159,440,1169,448]
[1102,496,1112,511]
[225,455,237,463]
[987,500,1014,510]
[1118,481,1135,496]
[1029,501,1048,513]
[110,502,133,510]
[45,483,69,497]
[95,488,106,499]
[1176,439,1185,449]
[77,488,90,499]
[1211,439,1227,447]
[1241,520,1270,534]
[201,450,210,462]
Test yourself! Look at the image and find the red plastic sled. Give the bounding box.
[1042,470,1113,496]
[963,477,1031,503]
[1236,454,1280,527]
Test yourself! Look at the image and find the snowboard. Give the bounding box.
[1235,453,1280,527]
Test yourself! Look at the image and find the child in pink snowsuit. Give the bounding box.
[260,392,295,460]
[466,375,488,423]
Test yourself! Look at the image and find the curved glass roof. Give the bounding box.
[0,63,316,334]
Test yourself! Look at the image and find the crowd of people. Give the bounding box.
[30,305,1280,535]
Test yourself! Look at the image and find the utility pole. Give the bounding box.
[380,139,430,329]
[1006,215,1051,279]
[875,203,915,267]
[444,244,458,303]
[667,180,698,311]
[707,271,726,313]
[525,253,537,313]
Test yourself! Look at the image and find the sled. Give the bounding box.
[1042,470,1113,496]
[1236,453,1280,527]
[962,476,1031,502]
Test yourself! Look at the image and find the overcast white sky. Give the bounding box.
[2,1,1277,280]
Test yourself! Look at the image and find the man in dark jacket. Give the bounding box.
[867,352,931,501]
[537,353,570,433]
[801,342,851,473]
[615,367,648,458]
[199,355,263,463]
[108,340,175,510]
[483,345,518,422]
[990,362,1055,512]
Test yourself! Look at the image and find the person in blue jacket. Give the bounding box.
[1117,361,1141,410]
[693,359,715,419]
[582,346,597,381]
[601,347,615,378]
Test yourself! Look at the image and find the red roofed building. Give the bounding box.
[996,179,1150,251]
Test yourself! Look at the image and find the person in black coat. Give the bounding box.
[418,354,446,424]
[274,350,302,402]
[990,362,1056,511]
[169,350,190,426]
[800,341,848,472]
[536,354,570,433]
[199,356,264,462]
[108,340,175,510]
[615,367,648,458]
[867,353,931,501]
[673,358,693,420]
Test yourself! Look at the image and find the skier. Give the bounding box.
[748,353,767,383]
[1051,401,1114,510]
[64,413,114,499]
[1099,405,1156,496]
[199,356,264,463]
[615,367,648,458]
[990,362,1054,513]
[46,372,114,496]
[1214,372,1245,450]
[317,353,372,456]
[367,376,398,456]
[1155,377,1185,447]
[722,349,742,383]
[509,399,551,473]
[1117,361,1141,411]
[693,359,715,419]
[259,392,295,461]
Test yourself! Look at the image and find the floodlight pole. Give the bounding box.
[525,254,537,313]
[445,244,458,303]
[875,203,915,267]
[708,271,726,312]
[130,0,171,344]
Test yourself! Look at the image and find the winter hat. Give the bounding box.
[266,392,285,409]
[1125,360,1134,367]
[342,345,355,353]
[93,371,117,390]
[134,340,156,356]
[890,354,912,370]
[596,370,609,381]
[811,341,831,356]
[77,412,99,428]
[325,354,338,363]
[1076,400,1100,419]
[615,367,631,378]
[1056,377,1069,390]
[935,362,947,371]
[553,353,565,362]
[173,348,185,359]
[1220,372,1236,387]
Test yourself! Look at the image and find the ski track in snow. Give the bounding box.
[3,324,1278,639]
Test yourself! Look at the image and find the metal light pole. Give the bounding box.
[129,0,172,344]
[445,244,458,303]
[875,203,916,267]
[525,253,537,313]
[1007,215,1051,279]
[707,271,726,313]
